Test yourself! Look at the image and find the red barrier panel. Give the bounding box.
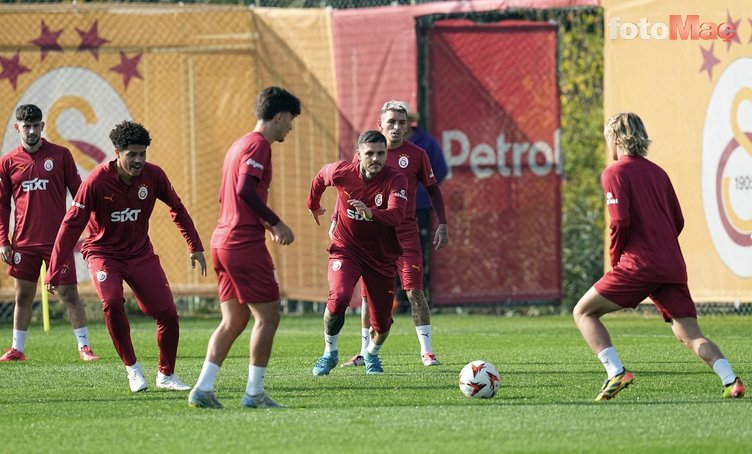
[428,20,562,304]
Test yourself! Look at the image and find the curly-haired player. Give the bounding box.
[46,120,207,393]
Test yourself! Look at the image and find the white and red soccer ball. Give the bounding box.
[459,360,501,398]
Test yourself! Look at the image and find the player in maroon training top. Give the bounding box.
[309,130,408,376]
[189,87,299,410]
[334,101,448,368]
[0,104,98,362]
[573,112,744,400]
[46,120,207,393]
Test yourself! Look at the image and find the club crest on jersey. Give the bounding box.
[331,260,342,271]
[375,193,383,206]
[137,185,148,200]
[96,271,107,282]
[43,158,54,171]
[398,155,409,168]
[61,264,69,275]
[13,252,21,264]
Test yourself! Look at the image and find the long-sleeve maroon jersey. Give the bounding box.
[350,140,438,238]
[601,155,687,283]
[211,132,278,249]
[0,139,82,248]
[47,159,203,284]
[308,161,408,266]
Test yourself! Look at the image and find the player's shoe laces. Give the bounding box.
[241,392,286,409]
[340,354,365,367]
[595,369,634,401]
[156,372,191,391]
[364,352,384,374]
[0,348,26,362]
[127,364,148,393]
[312,351,338,376]
[79,346,99,362]
[188,388,224,409]
[722,377,745,399]
[421,352,440,366]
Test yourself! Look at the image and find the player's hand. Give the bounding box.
[328,220,337,241]
[433,224,449,250]
[45,283,58,295]
[190,251,208,276]
[0,245,12,264]
[271,221,294,246]
[348,199,372,220]
[309,207,326,226]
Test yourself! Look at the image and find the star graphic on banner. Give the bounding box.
[699,43,721,81]
[725,11,741,51]
[0,51,31,89]
[110,51,143,89]
[30,20,64,61]
[76,20,110,60]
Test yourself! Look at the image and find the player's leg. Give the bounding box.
[126,254,187,391]
[88,256,146,391]
[50,250,98,360]
[1,250,42,361]
[573,282,638,401]
[0,278,36,361]
[399,242,438,365]
[653,284,745,398]
[313,255,360,376]
[342,279,369,367]
[241,299,285,409]
[361,267,396,375]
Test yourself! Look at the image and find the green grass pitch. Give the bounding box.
[1,313,750,453]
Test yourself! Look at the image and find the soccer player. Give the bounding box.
[402,108,448,311]
[46,120,207,393]
[0,104,98,362]
[309,130,408,376]
[188,87,300,410]
[335,101,448,367]
[573,112,745,400]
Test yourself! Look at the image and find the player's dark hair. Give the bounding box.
[358,130,387,147]
[109,120,151,150]
[15,104,43,122]
[255,86,301,121]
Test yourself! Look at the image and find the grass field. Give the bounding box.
[1,313,750,453]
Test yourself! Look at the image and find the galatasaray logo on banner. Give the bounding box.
[702,57,752,277]
[1,18,141,282]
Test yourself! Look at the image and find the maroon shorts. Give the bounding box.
[328,254,395,334]
[212,245,279,304]
[594,268,697,322]
[87,254,175,316]
[8,245,77,285]
[396,239,423,291]
[355,231,422,298]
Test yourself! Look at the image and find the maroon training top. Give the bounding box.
[601,155,687,283]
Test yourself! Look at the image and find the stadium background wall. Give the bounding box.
[5,1,746,312]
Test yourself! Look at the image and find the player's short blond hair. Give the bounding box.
[604,112,651,157]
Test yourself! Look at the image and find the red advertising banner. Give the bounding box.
[428,20,562,304]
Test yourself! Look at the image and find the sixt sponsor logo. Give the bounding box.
[21,178,49,191]
[110,208,141,222]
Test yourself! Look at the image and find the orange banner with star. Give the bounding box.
[0,4,337,302]
[604,0,752,301]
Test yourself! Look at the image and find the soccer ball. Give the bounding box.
[459,360,501,398]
